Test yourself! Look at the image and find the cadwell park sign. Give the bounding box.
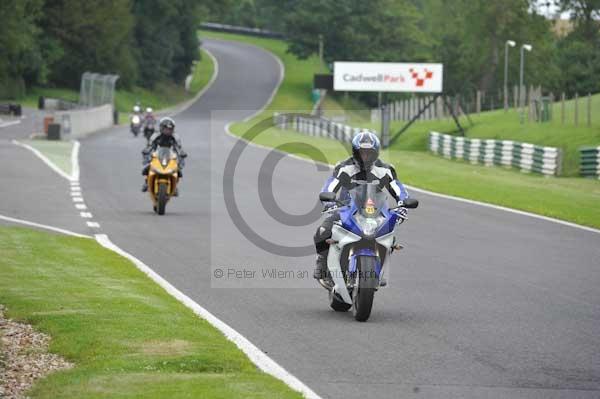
[333,62,443,93]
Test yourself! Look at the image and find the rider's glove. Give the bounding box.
[395,206,408,220]
[323,201,336,211]
[179,150,188,158]
[142,148,151,155]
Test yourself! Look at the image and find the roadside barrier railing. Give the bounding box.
[429,131,562,176]
[200,22,284,39]
[273,113,369,144]
[580,146,600,178]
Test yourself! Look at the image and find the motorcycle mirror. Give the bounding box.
[403,198,419,209]
[319,192,336,202]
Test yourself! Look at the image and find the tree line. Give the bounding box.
[0,0,204,99]
[213,0,600,103]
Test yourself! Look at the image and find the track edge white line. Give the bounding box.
[0,214,91,239]
[12,139,74,182]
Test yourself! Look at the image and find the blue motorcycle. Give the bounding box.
[319,180,418,321]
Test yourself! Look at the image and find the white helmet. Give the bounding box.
[133,105,141,113]
[146,107,153,113]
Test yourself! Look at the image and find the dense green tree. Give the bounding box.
[557,0,600,39]
[40,0,138,88]
[132,0,201,88]
[423,0,560,94]
[0,0,51,98]
[555,0,600,95]
[283,0,430,63]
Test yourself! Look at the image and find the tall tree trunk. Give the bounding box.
[479,32,499,93]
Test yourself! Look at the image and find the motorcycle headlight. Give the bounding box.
[132,116,140,124]
[354,214,385,236]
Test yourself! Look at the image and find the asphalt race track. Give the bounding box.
[3,39,600,398]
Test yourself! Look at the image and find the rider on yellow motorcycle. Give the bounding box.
[141,117,187,194]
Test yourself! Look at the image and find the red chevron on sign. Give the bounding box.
[409,68,434,87]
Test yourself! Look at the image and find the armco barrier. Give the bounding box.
[200,22,284,39]
[55,104,114,139]
[429,131,562,176]
[580,147,600,178]
[273,113,366,143]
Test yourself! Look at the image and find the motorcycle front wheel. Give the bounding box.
[157,183,168,215]
[352,256,377,322]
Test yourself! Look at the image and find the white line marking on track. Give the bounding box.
[80,212,93,218]
[75,203,87,210]
[86,221,100,228]
[71,140,80,181]
[70,191,81,196]
[72,197,83,203]
[12,139,73,181]
[0,120,21,128]
[0,214,91,238]
[94,234,321,399]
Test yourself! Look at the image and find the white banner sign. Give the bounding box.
[334,62,443,93]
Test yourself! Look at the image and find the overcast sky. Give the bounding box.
[532,0,571,19]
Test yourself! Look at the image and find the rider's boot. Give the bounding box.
[313,254,333,288]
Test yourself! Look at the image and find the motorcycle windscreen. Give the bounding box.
[349,182,386,218]
[156,146,175,166]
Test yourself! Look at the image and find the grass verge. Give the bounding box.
[21,140,73,177]
[0,226,301,398]
[200,30,600,229]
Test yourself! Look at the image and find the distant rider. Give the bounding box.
[142,107,156,140]
[313,130,409,287]
[141,117,187,193]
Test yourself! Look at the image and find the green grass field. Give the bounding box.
[200,29,600,229]
[0,226,301,399]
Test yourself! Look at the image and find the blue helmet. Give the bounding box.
[351,130,380,170]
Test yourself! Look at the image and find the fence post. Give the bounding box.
[588,93,592,127]
[513,85,518,109]
[575,93,579,126]
[561,93,565,124]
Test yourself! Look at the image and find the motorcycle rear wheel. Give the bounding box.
[157,183,168,215]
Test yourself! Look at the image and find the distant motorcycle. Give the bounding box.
[143,118,156,144]
[146,146,180,215]
[319,181,418,321]
[130,114,142,137]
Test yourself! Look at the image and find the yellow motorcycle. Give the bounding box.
[147,146,179,215]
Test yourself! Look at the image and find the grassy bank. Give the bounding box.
[356,96,600,177]
[200,30,600,229]
[0,226,301,398]
[4,48,215,120]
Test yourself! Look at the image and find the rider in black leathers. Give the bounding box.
[313,130,409,287]
[141,117,187,193]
